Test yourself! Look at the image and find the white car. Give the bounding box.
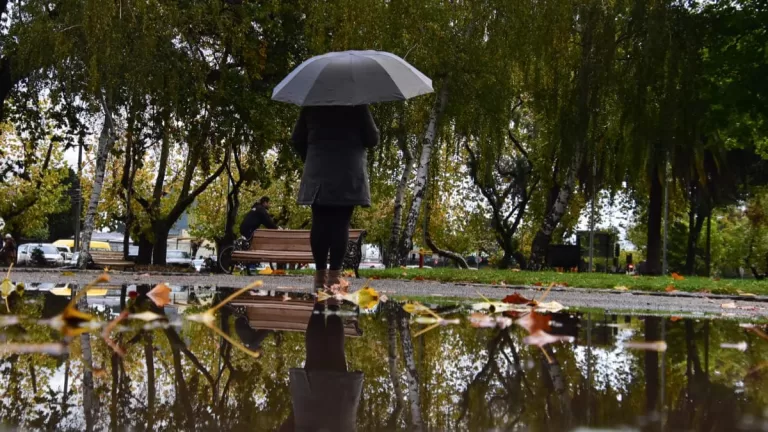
[17,243,66,267]
[166,250,193,267]
[405,265,433,269]
[56,245,73,261]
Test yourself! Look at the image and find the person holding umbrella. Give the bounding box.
[274,50,434,291]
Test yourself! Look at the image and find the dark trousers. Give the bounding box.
[305,304,346,371]
[310,205,353,271]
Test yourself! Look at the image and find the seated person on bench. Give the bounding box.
[239,196,279,240]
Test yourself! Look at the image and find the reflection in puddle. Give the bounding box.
[0,281,767,431]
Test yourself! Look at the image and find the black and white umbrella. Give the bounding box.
[272,50,433,106]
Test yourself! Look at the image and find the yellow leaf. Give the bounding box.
[614,286,629,291]
[737,290,757,297]
[258,267,273,275]
[720,301,737,309]
[61,271,75,276]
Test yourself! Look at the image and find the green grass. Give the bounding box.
[294,268,768,296]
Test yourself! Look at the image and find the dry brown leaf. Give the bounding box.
[147,283,171,308]
[413,276,425,281]
[502,293,533,305]
[533,282,543,287]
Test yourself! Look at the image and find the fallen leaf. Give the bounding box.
[258,267,273,275]
[273,269,286,276]
[737,290,757,297]
[535,301,565,313]
[502,293,533,305]
[555,282,569,287]
[533,282,543,287]
[371,276,381,280]
[515,311,551,333]
[614,285,629,291]
[621,341,667,352]
[413,276,425,281]
[511,269,521,272]
[147,283,171,307]
[61,271,75,276]
[670,316,682,322]
[721,301,737,309]
[523,330,574,347]
[665,285,677,293]
[343,270,355,277]
[499,281,506,286]
[671,272,685,281]
[128,311,165,322]
[401,272,407,277]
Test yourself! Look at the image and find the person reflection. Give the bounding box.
[278,302,363,432]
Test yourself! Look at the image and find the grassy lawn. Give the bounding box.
[315,268,768,296]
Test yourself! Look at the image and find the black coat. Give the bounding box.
[239,204,277,238]
[291,105,379,207]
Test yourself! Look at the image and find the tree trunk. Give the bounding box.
[396,84,449,266]
[152,224,169,266]
[79,295,96,432]
[396,307,423,431]
[144,333,156,430]
[644,317,660,413]
[79,99,117,268]
[424,200,468,268]
[645,166,664,275]
[386,114,412,268]
[705,213,712,276]
[528,155,580,270]
[136,233,153,265]
[386,304,404,430]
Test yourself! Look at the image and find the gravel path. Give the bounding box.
[9,268,768,319]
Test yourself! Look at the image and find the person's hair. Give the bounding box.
[259,196,270,205]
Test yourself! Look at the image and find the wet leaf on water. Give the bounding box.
[403,303,433,315]
[665,285,677,293]
[0,342,68,356]
[523,330,574,347]
[502,293,533,305]
[620,341,668,352]
[721,301,737,309]
[128,311,164,322]
[671,272,685,281]
[720,342,748,351]
[147,283,171,307]
[515,311,551,333]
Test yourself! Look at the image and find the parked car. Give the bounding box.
[56,245,73,262]
[17,243,65,267]
[166,250,193,267]
[360,261,386,269]
[53,239,111,251]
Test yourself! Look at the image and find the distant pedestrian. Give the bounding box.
[239,196,279,239]
[0,234,17,265]
[291,105,379,290]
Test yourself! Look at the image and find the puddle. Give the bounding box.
[1,283,768,431]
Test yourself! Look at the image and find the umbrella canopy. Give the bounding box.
[272,50,433,106]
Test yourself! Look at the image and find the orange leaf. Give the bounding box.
[665,285,677,293]
[273,269,286,275]
[371,276,381,280]
[502,293,533,305]
[555,282,569,287]
[670,316,682,322]
[516,311,551,333]
[533,282,543,287]
[671,272,685,281]
[147,283,172,308]
[413,276,425,281]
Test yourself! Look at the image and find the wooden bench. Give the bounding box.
[90,251,135,270]
[230,229,366,277]
[230,295,362,337]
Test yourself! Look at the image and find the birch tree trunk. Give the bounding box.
[396,307,423,431]
[79,295,96,432]
[386,114,412,268]
[386,304,404,429]
[528,148,581,270]
[79,98,117,268]
[396,84,449,266]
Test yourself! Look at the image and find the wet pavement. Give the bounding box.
[9,269,768,318]
[0,280,767,431]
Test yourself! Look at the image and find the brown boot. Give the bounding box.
[313,269,327,291]
[327,269,342,289]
